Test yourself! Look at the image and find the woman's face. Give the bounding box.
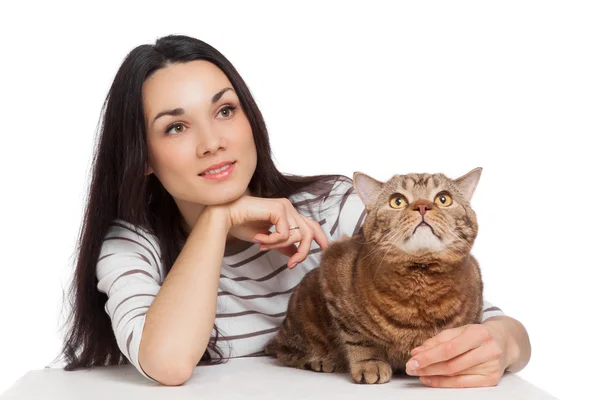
[143,60,257,226]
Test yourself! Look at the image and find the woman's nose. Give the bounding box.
[196,128,224,157]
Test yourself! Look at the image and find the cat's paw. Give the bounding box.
[306,359,337,373]
[350,360,392,384]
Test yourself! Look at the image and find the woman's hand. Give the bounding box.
[213,195,329,268]
[404,318,521,388]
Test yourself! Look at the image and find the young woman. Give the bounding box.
[59,34,531,388]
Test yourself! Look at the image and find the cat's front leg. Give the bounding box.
[340,331,392,384]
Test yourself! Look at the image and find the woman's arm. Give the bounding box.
[138,195,329,385]
[138,207,230,386]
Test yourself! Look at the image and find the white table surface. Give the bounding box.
[1,356,557,399]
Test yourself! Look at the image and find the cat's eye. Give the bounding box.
[389,195,408,209]
[434,192,453,207]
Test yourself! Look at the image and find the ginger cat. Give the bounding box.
[265,168,484,384]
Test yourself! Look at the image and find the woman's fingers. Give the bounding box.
[241,198,329,268]
[260,218,325,252]
[258,214,303,247]
[304,216,329,250]
[262,217,313,268]
[251,200,291,244]
[407,344,490,377]
[407,325,484,371]
[256,200,330,268]
[420,373,501,388]
[289,223,315,268]
[405,323,508,389]
[274,244,299,258]
[411,326,466,356]
[285,213,315,267]
[258,223,301,249]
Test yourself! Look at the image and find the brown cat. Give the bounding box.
[265,168,484,384]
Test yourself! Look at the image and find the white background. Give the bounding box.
[0,1,598,399]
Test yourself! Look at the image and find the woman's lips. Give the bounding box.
[200,160,235,175]
[198,161,236,181]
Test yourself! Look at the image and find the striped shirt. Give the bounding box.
[96,177,505,381]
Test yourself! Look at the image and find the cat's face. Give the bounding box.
[354,168,481,258]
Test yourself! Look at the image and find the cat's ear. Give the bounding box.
[453,167,482,202]
[353,172,384,210]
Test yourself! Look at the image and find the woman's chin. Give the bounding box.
[201,186,249,205]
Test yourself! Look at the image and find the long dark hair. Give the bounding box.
[56,34,345,371]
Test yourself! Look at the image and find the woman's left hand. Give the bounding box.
[404,322,513,388]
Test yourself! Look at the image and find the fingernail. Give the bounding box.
[253,240,261,244]
[405,369,415,376]
[290,262,298,269]
[406,360,419,370]
[411,348,423,357]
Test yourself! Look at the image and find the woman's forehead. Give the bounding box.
[142,60,231,100]
[142,60,235,118]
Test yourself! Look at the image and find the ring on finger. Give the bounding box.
[289,226,300,230]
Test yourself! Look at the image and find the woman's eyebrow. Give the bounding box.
[151,87,234,124]
[211,87,233,104]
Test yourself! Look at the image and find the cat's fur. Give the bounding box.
[264,168,484,384]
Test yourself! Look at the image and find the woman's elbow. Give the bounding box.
[154,365,194,386]
[141,358,194,386]
[139,342,200,386]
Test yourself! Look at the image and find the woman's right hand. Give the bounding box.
[208,195,329,269]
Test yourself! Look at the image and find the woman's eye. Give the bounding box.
[434,193,453,207]
[164,105,236,135]
[218,105,237,118]
[165,123,186,135]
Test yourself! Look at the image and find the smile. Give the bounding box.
[199,161,236,181]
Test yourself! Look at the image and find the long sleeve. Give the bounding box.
[96,220,164,382]
[481,299,505,321]
[320,176,367,242]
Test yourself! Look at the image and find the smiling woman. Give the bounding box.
[55,34,530,388]
[142,61,258,229]
[56,34,353,386]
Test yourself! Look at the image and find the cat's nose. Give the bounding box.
[412,200,433,216]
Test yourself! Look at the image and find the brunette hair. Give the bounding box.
[57,34,344,371]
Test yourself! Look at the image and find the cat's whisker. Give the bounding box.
[358,242,388,263]
[269,170,485,383]
[371,230,404,281]
[356,236,384,245]
[438,225,465,244]
[357,228,400,262]
[431,217,470,243]
[355,227,393,245]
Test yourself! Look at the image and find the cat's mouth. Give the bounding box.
[411,220,444,241]
[413,221,434,235]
